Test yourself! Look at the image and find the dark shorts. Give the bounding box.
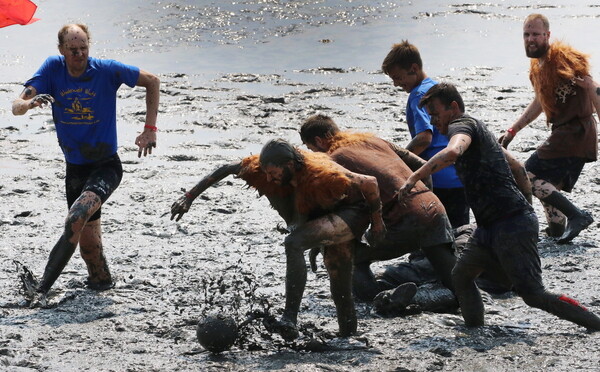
[355,212,454,264]
[65,153,123,222]
[525,152,585,192]
[455,210,544,295]
[335,202,370,239]
[433,187,470,228]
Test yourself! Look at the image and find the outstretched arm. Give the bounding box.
[170,161,242,221]
[134,70,161,157]
[499,98,543,148]
[12,86,55,116]
[502,148,533,204]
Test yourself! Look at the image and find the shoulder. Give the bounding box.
[40,55,64,69]
[88,57,138,71]
[448,115,477,136]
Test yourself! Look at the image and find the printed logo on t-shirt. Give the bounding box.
[59,87,99,125]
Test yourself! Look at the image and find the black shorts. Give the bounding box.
[335,202,370,239]
[455,210,544,296]
[65,154,123,222]
[525,152,585,192]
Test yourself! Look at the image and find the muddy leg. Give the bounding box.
[521,291,600,331]
[79,219,113,289]
[530,173,592,243]
[324,242,356,337]
[422,243,456,292]
[38,191,101,294]
[452,257,486,327]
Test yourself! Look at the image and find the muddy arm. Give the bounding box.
[502,148,533,204]
[170,161,242,221]
[387,141,433,189]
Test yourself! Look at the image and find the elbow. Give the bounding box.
[12,103,24,116]
[445,148,461,163]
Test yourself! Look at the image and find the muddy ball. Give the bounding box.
[196,315,238,353]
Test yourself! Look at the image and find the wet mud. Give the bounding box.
[1,1,600,371]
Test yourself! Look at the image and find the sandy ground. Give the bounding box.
[2,1,600,371]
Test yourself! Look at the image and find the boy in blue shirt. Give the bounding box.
[382,40,469,228]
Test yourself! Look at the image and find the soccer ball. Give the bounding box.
[196,315,238,353]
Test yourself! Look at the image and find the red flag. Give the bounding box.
[0,0,40,28]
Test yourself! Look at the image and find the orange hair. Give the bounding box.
[530,41,590,121]
[294,150,352,215]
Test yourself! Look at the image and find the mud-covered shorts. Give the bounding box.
[335,202,370,239]
[525,152,585,192]
[354,212,454,264]
[65,153,123,222]
[455,209,544,295]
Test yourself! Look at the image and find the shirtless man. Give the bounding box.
[171,139,386,340]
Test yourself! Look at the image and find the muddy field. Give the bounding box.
[1,1,600,371]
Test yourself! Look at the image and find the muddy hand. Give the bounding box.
[498,131,514,149]
[397,180,415,202]
[170,195,192,221]
[135,131,157,158]
[30,94,55,108]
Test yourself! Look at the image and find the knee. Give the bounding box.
[65,209,88,233]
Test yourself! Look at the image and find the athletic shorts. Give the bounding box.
[355,212,454,264]
[65,153,123,222]
[525,152,585,192]
[335,202,370,239]
[455,210,544,296]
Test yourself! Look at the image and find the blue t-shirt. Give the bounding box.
[406,77,463,189]
[25,56,140,165]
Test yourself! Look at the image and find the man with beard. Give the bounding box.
[399,82,600,332]
[171,139,386,340]
[499,13,600,243]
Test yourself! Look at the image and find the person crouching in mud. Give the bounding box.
[399,82,600,332]
[12,23,160,308]
[299,114,458,312]
[171,139,386,340]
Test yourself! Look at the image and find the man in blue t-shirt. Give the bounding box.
[12,23,160,307]
[382,40,469,228]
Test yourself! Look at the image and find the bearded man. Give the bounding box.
[499,13,600,243]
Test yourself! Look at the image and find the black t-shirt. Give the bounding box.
[447,115,533,227]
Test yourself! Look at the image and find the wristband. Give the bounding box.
[144,125,158,132]
[185,192,193,199]
[507,128,516,136]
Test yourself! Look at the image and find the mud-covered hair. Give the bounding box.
[58,24,91,47]
[524,13,549,31]
[419,82,465,113]
[381,40,422,74]
[299,114,340,146]
[259,139,304,170]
